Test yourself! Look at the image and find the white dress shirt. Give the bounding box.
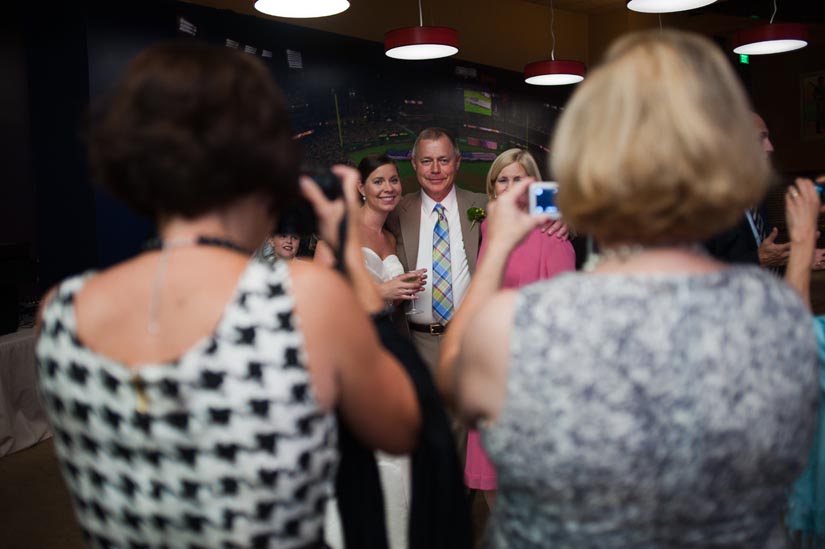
[408,186,471,324]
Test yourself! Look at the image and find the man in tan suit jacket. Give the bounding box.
[386,128,487,371]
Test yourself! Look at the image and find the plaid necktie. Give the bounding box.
[432,204,454,324]
[750,207,766,242]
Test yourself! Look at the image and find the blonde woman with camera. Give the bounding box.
[439,30,818,547]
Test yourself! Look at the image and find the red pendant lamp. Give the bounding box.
[732,1,808,55]
[524,0,586,86]
[384,0,459,60]
[733,22,808,55]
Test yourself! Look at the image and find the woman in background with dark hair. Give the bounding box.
[35,41,419,548]
[357,154,427,309]
[318,153,427,549]
[317,154,426,307]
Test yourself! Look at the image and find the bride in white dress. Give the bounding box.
[320,154,426,549]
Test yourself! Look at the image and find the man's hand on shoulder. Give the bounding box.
[812,248,825,270]
[758,227,791,267]
[541,220,571,240]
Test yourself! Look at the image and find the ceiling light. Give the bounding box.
[524,0,586,86]
[733,23,808,55]
[524,60,585,86]
[732,1,808,56]
[384,1,458,60]
[254,0,350,18]
[626,0,716,14]
[385,27,459,60]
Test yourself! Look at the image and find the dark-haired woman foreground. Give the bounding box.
[35,41,418,548]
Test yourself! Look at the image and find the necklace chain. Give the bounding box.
[583,243,706,272]
[143,235,253,255]
[146,235,254,335]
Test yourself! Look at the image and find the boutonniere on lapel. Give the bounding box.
[467,207,486,230]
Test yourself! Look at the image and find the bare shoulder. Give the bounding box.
[288,261,365,327]
[73,257,150,322]
[289,260,351,300]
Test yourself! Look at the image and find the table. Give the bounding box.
[0,328,51,456]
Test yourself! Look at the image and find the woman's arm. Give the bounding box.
[785,178,822,311]
[454,290,518,426]
[437,177,548,405]
[291,262,420,454]
[299,166,421,453]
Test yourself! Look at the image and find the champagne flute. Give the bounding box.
[405,270,423,315]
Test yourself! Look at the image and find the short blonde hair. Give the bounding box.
[551,30,771,245]
[485,148,542,200]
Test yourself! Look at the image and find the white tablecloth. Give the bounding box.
[0,328,51,456]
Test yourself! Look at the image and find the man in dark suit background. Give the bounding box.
[706,113,825,268]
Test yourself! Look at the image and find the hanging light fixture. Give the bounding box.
[732,0,808,55]
[626,0,716,14]
[384,0,458,60]
[254,0,350,18]
[524,0,585,86]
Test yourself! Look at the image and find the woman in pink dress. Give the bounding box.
[465,148,576,507]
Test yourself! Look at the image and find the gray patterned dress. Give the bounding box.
[482,266,819,548]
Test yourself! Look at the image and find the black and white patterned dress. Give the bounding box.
[482,266,819,548]
[36,259,337,548]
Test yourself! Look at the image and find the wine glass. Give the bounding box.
[405,270,423,315]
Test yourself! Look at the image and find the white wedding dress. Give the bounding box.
[324,248,411,549]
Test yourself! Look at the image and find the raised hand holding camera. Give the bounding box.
[301,165,385,314]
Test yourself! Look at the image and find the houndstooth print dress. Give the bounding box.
[482,266,819,548]
[36,259,337,548]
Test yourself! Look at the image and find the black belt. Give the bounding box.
[409,322,447,335]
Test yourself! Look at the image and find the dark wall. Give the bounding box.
[750,31,825,176]
[25,4,98,291]
[0,9,34,256]
[85,3,177,269]
[18,0,574,291]
[22,2,177,289]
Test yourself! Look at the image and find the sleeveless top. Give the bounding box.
[35,259,337,548]
[362,247,405,285]
[482,266,819,548]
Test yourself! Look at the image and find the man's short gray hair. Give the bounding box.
[411,127,461,160]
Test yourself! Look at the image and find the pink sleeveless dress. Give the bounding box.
[464,219,576,490]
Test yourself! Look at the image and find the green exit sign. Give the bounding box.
[739,54,750,64]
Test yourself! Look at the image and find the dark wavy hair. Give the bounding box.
[89,40,300,219]
[357,154,396,185]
